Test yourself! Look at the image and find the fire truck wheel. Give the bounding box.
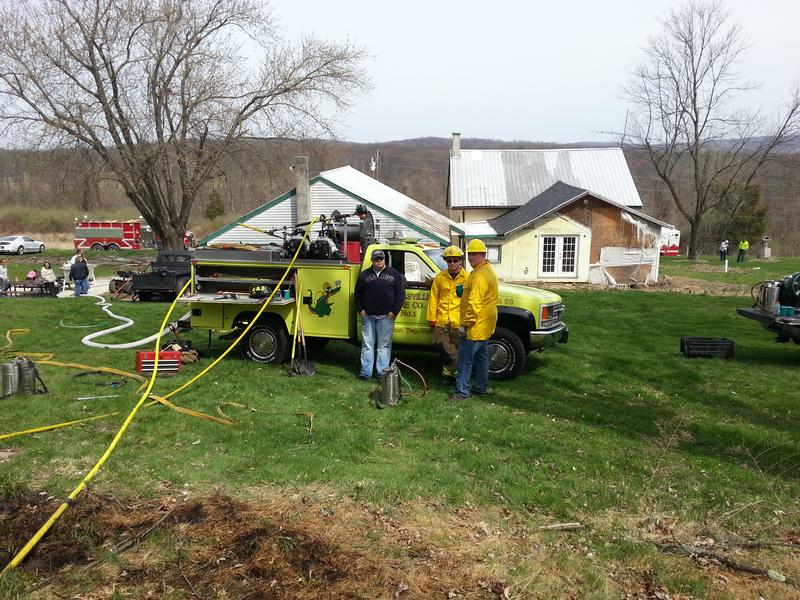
[39,245,45,253]
[91,243,104,251]
[107,243,120,251]
[488,326,526,381]
[244,322,288,364]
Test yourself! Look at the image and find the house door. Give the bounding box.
[539,235,578,277]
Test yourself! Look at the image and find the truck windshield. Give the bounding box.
[424,248,446,271]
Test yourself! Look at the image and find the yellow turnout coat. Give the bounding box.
[426,268,468,328]
[460,260,498,341]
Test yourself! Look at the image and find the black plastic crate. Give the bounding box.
[680,337,734,359]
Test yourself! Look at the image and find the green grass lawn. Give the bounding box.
[1,288,798,597]
[660,255,800,285]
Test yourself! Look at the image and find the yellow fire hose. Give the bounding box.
[1,218,318,573]
[0,413,121,442]
[158,217,317,402]
[1,279,185,574]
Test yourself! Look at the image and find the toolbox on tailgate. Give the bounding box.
[135,351,182,374]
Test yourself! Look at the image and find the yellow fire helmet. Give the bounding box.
[442,245,464,259]
[466,239,487,253]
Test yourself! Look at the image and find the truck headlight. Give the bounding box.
[539,303,564,329]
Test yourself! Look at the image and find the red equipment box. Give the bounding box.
[341,240,361,263]
[135,351,181,374]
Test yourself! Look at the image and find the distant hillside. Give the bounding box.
[0,136,798,254]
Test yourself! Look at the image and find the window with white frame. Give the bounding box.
[487,245,501,263]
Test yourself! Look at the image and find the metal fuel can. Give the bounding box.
[1,361,20,398]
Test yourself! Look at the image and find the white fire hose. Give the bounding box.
[80,294,191,349]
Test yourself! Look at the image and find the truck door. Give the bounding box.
[386,249,436,346]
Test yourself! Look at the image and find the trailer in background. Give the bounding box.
[659,227,681,256]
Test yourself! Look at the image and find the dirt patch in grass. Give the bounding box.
[526,277,753,297]
[651,276,753,297]
[1,488,798,598]
[1,488,515,598]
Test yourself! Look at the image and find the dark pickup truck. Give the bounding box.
[131,250,192,301]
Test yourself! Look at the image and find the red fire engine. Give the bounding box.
[74,220,144,251]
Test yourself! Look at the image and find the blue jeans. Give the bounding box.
[73,278,89,296]
[454,339,489,398]
[360,315,395,378]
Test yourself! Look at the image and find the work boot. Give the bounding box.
[447,393,468,403]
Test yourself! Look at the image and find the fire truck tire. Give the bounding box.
[107,243,120,251]
[16,245,24,255]
[244,322,288,364]
[91,243,104,251]
[488,326,526,381]
[39,244,45,253]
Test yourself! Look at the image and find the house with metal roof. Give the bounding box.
[448,134,642,218]
[456,179,671,286]
[447,133,673,286]
[201,162,462,248]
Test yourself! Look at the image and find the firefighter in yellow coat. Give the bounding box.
[449,239,498,401]
[426,245,468,379]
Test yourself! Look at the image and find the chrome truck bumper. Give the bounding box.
[530,322,569,350]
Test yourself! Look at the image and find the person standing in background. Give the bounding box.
[737,239,749,263]
[719,239,729,262]
[69,254,90,296]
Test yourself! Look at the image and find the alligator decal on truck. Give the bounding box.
[307,280,341,317]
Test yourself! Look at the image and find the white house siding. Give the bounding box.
[212,198,297,245]
[485,214,590,283]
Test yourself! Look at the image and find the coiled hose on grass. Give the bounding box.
[80,293,190,349]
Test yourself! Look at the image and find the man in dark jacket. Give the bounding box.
[354,249,406,379]
[69,254,90,296]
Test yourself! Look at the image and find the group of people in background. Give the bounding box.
[719,239,749,263]
[0,252,91,297]
[354,239,499,402]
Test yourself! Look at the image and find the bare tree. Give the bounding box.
[0,0,369,248]
[624,0,800,258]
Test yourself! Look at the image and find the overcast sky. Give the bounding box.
[273,0,800,144]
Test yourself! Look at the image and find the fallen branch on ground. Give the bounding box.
[651,541,798,589]
[539,522,583,531]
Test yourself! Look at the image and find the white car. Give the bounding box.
[0,235,46,255]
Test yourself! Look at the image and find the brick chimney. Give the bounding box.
[451,132,461,158]
[294,156,310,224]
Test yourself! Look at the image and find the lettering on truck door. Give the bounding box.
[387,249,436,346]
